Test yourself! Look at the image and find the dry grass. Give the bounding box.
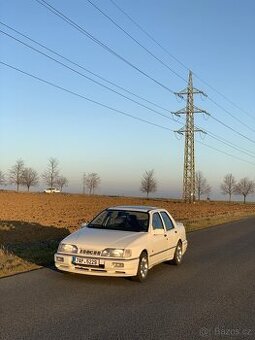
[0,245,38,277]
[0,191,255,278]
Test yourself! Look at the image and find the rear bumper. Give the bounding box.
[54,253,139,277]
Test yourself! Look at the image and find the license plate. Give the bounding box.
[73,257,100,266]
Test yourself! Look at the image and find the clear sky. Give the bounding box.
[0,0,254,198]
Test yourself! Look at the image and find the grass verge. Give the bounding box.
[0,239,62,278]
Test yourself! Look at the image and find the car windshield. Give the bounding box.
[87,210,149,232]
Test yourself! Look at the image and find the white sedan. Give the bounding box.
[43,187,60,193]
[55,206,188,282]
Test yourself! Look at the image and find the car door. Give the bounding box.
[149,212,170,266]
[160,211,178,259]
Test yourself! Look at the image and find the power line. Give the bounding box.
[34,0,177,95]
[0,28,177,123]
[0,21,171,114]
[102,0,255,134]
[194,74,255,123]
[207,96,255,134]
[3,23,254,160]
[2,10,255,157]
[34,0,255,144]
[110,0,255,123]
[204,131,255,159]
[1,59,255,168]
[0,60,171,131]
[84,0,255,137]
[210,115,255,145]
[197,141,255,167]
[85,0,187,83]
[179,118,255,159]
[109,0,189,72]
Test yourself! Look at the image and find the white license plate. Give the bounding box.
[73,257,100,266]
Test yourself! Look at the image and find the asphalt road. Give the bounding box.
[1,217,255,340]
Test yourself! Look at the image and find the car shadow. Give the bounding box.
[0,220,70,270]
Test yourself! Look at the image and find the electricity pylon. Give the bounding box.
[173,71,208,203]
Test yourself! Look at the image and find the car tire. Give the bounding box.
[172,241,183,265]
[132,251,149,282]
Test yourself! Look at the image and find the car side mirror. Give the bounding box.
[153,228,165,235]
[80,222,88,229]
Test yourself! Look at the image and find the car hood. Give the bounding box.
[62,227,146,248]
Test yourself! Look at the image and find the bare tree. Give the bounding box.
[140,169,157,198]
[56,176,68,192]
[195,171,211,201]
[21,167,39,192]
[9,159,25,191]
[0,170,5,187]
[86,173,100,195]
[42,158,60,188]
[234,177,255,204]
[221,173,236,202]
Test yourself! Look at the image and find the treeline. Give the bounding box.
[1,161,254,203]
[0,157,101,194]
[140,170,255,204]
[0,158,68,192]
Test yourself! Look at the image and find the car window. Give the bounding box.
[160,212,174,231]
[152,213,164,230]
[88,210,149,232]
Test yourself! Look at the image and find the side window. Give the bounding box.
[152,213,164,230]
[160,212,174,231]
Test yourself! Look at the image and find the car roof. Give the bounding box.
[107,205,159,213]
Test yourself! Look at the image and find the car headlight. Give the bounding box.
[58,243,78,254]
[101,248,132,258]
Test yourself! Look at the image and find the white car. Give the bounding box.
[43,187,60,193]
[55,206,188,282]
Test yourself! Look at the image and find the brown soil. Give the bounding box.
[1,191,255,278]
[1,191,255,233]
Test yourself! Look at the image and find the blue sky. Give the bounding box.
[0,0,254,198]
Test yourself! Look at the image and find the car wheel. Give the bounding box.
[132,251,149,282]
[172,242,183,265]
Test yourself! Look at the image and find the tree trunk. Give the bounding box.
[229,193,231,202]
[243,195,246,204]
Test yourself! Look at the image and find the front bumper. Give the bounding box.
[54,253,139,277]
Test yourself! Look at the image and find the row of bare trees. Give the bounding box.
[221,174,255,203]
[1,162,254,202]
[140,169,212,200]
[0,158,102,195]
[140,170,255,203]
[0,158,68,192]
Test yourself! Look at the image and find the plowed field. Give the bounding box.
[1,191,255,277]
